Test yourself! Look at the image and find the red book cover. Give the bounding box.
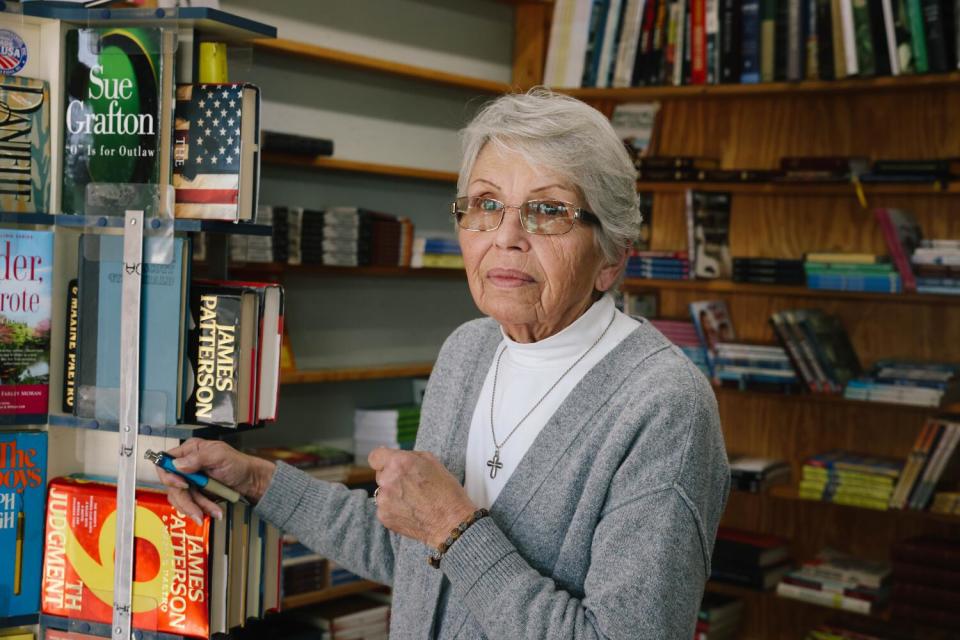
[690,0,708,83]
[41,476,211,638]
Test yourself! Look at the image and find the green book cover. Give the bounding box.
[0,76,49,213]
[61,27,170,215]
[851,0,876,75]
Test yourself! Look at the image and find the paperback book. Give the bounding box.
[0,75,50,213]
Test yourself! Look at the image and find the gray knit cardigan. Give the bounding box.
[255,316,730,639]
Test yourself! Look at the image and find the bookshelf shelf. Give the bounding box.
[281,580,388,610]
[18,5,277,41]
[765,485,960,525]
[623,278,960,306]
[40,613,188,640]
[252,38,513,94]
[0,214,274,235]
[0,212,56,225]
[47,414,264,439]
[261,152,458,183]
[559,71,960,101]
[636,181,960,196]
[711,384,960,415]
[222,263,465,281]
[280,362,434,384]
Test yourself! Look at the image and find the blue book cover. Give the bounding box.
[740,0,762,82]
[0,430,47,617]
[75,234,188,427]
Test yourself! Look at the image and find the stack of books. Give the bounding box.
[861,159,960,184]
[729,455,791,493]
[890,536,960,631]
[695,592,743,640]
[799,450,903,511]
[689,300,736,378]
[711,342,801,392]
[625,250,690,280]
[776,549,891,615]
[732,257,805,285]
[889,417,960,511]
[229,205,288,263]
[353,404,421,466]
[686,190,732,280]
[769,308,861,394]
[804,252,901,294]
[930,490,960,515]
[710,527,792,591]
[248,444,356,483]
[411,232,462,269]
[912,240,960,295]
[648,319,709,377]
[294,594,390,640]
[776,156,869,183]
[282,535,326,598]
[843,360,960,408]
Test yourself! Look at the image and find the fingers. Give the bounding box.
[165,486,204,526]
[190,488,224,521]
[154,466,188,490]
[368,446,390,470]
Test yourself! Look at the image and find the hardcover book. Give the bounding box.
[0,431,46,618]
[41,476,210,638]
[0,229,52,425]
[61,27,174,215]
[74,234,189,427]
[0,75,49,213]
[172,83,261,221]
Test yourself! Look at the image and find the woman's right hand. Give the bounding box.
[154,437,276,525]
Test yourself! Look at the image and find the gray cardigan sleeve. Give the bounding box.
[439,363,727,640]
[254,462,397,587]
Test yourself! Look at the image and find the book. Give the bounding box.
[0,75,49,213]
[41,476,211,638]
[689,300,735,376]
[892,536,960,571]
[61,27,175,215]
[0,431,46,618]
[874,208,922,292]
[74,234,189,427]
[1,230,52,425]
[173,83,261,221]
[686,190,732,279]
[260,130,333,157]
[796,548,890,588]
[713,527,792,568]
[60,279,78,413]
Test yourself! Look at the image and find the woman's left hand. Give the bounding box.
[368,447,478,548]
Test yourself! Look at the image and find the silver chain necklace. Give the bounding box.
[486,309,616,479]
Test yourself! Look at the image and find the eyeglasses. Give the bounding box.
[450,196,601,236]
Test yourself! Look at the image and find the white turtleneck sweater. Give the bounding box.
[464,294,640,508]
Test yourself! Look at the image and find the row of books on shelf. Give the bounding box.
[632,187,960,295]
[0,16,262,221]
[635,155,960,184]
[646,296,960,407]
[545,0,960,90]
[710,529,960,630]
[0,229,285,429]
[0,431,280,636]
[198,205,464,270]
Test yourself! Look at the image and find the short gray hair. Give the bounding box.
[458,87,641,268]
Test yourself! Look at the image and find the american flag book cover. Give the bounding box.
[173,83,261,221]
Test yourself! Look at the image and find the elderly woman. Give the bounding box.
[159,89,729,639]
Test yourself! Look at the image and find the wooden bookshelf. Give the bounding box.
[623,278,960,305]
[558,71,960,101]
[280,362,433,384]
[764,486,960,526]
[252,38,513,94]
[281,580,387,610]
[261,152,458,183]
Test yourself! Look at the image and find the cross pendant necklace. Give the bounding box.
[486,448,503,479]
[487,309,616,481]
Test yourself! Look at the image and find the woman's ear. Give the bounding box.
[594,248,628,292]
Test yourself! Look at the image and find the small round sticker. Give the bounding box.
[0,29,27,75]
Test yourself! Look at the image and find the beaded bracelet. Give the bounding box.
[427,508,489,568]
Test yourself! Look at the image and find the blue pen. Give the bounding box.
[145,449,244,504]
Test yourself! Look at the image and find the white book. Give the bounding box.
[839,0,859,75]
[776,581,873,615]
[564,0,597,87]
[596,0,626,87]
[673,0,687,86]
[612,0,647,86]
[879,0,900,75]
[544,0,578,86]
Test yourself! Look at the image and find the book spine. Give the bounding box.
[613,0,647,87]
[61,279,79,413]
[816,0,837,77]
[806,0,821,78]
[719,0,741,81]
[919,0,948,71]
[741,0,762,82]
[852,0,877,75]
[788,0,806,79]
[582,0,611,87]
[831,0,849,75]
[880,0,901,73]
[691,0,708,82]
[906,0,929,71]
[840,0,861,73]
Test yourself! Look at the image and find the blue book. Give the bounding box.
[0,430,47,617]
[807,272,902,292]
[422,239,461,255]
[75,234,189,427]
[740,0,762,83]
